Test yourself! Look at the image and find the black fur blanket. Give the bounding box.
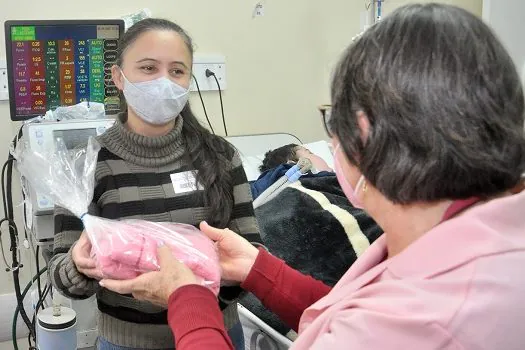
[240,175,383,335]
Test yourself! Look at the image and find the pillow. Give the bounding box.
[240,154,265,181]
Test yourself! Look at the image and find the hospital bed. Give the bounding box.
[224,133,334,350]
[238,303,294,350]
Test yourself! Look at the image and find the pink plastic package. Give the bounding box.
[84,217,221,296]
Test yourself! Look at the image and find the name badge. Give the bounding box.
[170,171,204,194]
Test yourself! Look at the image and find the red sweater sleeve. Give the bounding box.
[168,249,332,349]
[241,248,331,331]
[168,285,234,350]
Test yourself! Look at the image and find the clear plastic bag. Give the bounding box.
[52,101,106,121]
[121,8,152,31]
[84,217,220,294]
[12,137,220,295]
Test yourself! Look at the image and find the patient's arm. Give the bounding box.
[241,248,332,332]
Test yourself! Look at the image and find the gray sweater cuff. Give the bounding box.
[51,245,99,300]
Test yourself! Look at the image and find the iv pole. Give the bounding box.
[370,0,383,25]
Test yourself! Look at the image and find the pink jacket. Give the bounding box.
[293,190,525,349]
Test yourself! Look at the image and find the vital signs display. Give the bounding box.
[5,20,125,120]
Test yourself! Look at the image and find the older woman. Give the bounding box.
[100,3,525,349]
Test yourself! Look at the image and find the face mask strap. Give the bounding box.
[354,175,366,195]
[119,68,130,85]
[335,143,367,192]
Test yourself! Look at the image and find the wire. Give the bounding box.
[0,221,19,270]
[1,225,34,342]
[2,123,23,220]
[36,246,42,301]
[46,255,53,301]
[214,74,227,136]
[1,158,15,219]
[192,75,215,134]
[27,230,39,310]
[0,160,20,272]
[27,330,35,350]
[3,126,35,346]
[31,282,51,332]
[205,69,228,136]
[12,267,48,350]
[29,281,51,350]
[2,130,36,343]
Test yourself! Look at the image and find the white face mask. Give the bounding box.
[121,72,190,125]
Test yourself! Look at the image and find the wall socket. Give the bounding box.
[0,59,8,101]
[77,329,98,348]
[191,54,227,92]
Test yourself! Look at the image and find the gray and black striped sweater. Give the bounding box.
[49,114,260,349]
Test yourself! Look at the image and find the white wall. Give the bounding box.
[0,0,482,344]
[0,339,25,350]
[316,0,483,102]
[483,0,525,74]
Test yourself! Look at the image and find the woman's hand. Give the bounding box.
[99,245,198,307]
[199,221,259,284]
[72,231,104,280]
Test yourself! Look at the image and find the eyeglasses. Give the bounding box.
[319,105,333,138]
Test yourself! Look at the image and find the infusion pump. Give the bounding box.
[23,119,115,216]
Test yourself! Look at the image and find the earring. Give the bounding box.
[362,181,368,193]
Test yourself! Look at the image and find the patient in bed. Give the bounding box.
[251,144,334,199]
[259,144,333,173]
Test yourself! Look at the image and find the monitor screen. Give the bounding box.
[53,128,98,150]
[5,20,125,121]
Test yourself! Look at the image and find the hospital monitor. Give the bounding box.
[5,19,125,121]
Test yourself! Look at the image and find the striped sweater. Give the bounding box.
[49,114,260,349]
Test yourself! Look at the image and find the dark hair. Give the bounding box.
[259,144,300,172]
[329,3,525,204]
[117,18,235,227]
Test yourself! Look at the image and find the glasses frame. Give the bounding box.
[319,105,333,138]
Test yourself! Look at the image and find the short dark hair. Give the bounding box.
[259,144,300,172]
[330,3,525,203]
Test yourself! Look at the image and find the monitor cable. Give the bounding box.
[192,74,215,134]
[205,69,228,136]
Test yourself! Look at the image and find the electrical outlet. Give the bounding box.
[191,54,227,92]
[0,59,8,101]
[77,329,98,348]
[253,2,265,17]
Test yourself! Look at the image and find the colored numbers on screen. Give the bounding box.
[12,33,119,116]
